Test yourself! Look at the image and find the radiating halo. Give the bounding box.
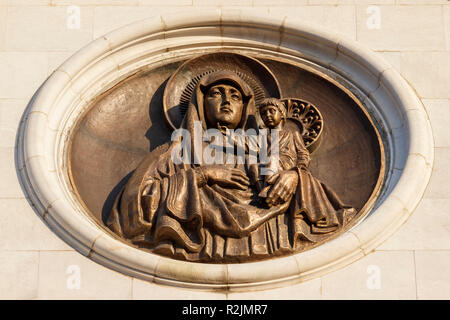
[163,52,282,130]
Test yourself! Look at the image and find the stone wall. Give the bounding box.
[0,0,449,299]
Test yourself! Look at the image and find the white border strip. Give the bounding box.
[16,9,433,291]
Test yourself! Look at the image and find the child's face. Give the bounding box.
[260,104,283,128]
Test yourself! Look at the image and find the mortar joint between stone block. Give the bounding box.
[276,16,287,50]
[219,8,224,47]
[87,234,102,258]
[160,15,167,41]
[349,231,367,256]
[42,199,57,219]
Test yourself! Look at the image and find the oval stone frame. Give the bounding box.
[17,10,434,291]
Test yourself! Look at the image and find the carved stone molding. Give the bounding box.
[17,9,433,290]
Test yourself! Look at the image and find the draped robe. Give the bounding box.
[106,71,356,262]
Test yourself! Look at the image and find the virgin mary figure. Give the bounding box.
[106,69,356,263]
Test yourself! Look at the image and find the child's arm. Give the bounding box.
[293,130,310,169]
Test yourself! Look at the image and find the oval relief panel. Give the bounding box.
[17,10,433,290]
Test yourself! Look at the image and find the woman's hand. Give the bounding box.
[265,169,298,207]
[200,165,250,190]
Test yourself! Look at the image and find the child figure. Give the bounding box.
[250,98,310,206]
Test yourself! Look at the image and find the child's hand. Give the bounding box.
[257,173,276,200]
[264,173,276,185]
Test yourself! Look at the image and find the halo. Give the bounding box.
[282,98,324,153]
[163,52,282,130]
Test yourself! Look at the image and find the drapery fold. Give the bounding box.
[106,70,356,262]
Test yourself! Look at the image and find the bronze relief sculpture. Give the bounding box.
[105,53,358,263]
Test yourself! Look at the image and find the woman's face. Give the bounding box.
[204,83,244,130]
